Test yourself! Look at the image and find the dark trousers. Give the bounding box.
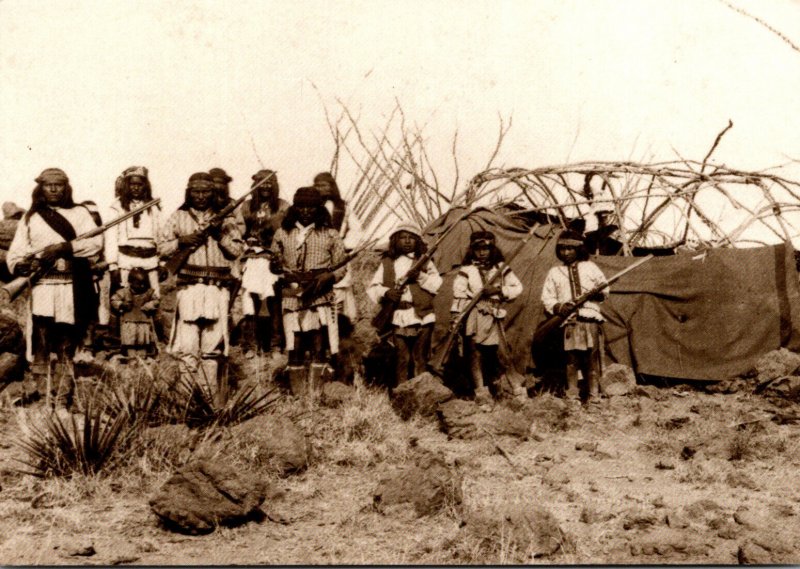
[393,325,432,385]
[241,294,283,353]
[31,316,83,406]
[288,329,326,366]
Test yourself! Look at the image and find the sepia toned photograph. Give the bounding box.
[0,0,799,564]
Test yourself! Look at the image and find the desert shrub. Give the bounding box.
[14,403,135,478]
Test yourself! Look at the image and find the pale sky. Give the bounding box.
[1,0,798,241]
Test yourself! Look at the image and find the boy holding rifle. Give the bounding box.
[451,231,523,406]
[540,230,609,405]
[367,224,442,385]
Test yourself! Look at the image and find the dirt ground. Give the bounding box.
[0,366,799,565]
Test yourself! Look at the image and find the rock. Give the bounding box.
[754,348,800,384]
[462,503,573,560]
[0,312,23,353]
[762,375,800,401]
[579,506,612,524]
[736,539,793,565]
[373,449,462,517]
[684,498,723,518]
[436,399,530,440]
[0,352,23,385]
[599,363,636,396]
[733,507,765,529]
[67,541,96,557]
[390,372,453,420]
[228,415,309,475]
[149,459,269,533]
[320,381,354,408]
[621,509,660,530]
[726,471,758,490]
[665,511,691,529]
[633,385,665,400]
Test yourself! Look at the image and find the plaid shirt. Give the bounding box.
[271,223,346,310]
[157,207,243,276]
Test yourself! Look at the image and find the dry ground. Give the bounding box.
[0,367,798,565]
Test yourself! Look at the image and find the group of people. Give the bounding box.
[6,166,611,410]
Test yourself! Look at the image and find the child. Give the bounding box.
[451,231,523,406]
[367,224,442,385]
[541,230,609,404]
[110,267,159,358]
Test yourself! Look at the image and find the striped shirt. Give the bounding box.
[271,223,346,310]
[157,207,243,274]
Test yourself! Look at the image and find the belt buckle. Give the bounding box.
[55,258,66,272]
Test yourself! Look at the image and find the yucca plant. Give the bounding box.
[15,401,134,478]
[166,363,282,430]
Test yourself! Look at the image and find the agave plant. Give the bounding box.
[166,362,282,430]
[15,401,134,478]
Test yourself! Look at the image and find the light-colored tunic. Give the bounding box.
[540,261,609,322]
[6,206,103,360]
[367,254,442,328]
[105,198,161,293]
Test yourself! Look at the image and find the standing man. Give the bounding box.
[106,166,162,294]
[158,172,244,403]
[6,168,103,407]
[239,169,289,357]
[209,167,246,234]
[271,187,346,395]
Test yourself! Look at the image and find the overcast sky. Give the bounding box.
[1,0,798,238]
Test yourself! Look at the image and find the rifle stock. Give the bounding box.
[532,254,654,344]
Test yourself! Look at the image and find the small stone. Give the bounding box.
[67,542,96,557]
[665,511,690,529]
[599,363,636,396]
[651,496,665,508]
[575,441,598,451]
[733,508,763,529]
[680,446,696,460]
[684,499,722,518]
[655,461,675,470]
[390,372,454,420]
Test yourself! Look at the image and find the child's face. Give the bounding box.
[473,244,492,263]
[559,245,578,264]
[129,273,149,294]
[396,231,417,255]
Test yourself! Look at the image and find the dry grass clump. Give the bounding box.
[309,380,428,469]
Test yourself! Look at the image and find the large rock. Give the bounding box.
[437,399,530,440]
[390,372,454,420]
[373,449,463,517]
[149,459,269,533]
[461,503,573,560]
[599,363,636,396]
[0,313,23,354]
[228,414,309,475]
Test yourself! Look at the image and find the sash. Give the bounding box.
[38,206,98,327]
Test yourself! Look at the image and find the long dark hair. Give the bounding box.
[281,204,332,230]
[384,231,427,260]
[25,182,75,222]
[313,172,343,204]
[119,176,153,212]
[462,243,505,267]
[247,172,281,214]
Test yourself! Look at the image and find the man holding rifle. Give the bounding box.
[270,186,346,395]
[158,172,244,400]
[6,168,103,407]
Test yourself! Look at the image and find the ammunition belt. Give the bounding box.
[118,244,157,258]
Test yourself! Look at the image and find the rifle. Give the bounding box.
[277,237,378,304]
[371,212,472,336]
[532,254,653,344]
[163,171,277,276]
[429,221,541,376]
[2,198,161,302]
